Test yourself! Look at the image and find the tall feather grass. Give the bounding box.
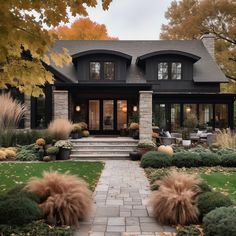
[150,171,200,225]
[0,93,26,130]
[48,118,73,140]
[25,171,92,226]
[215,129,236,149]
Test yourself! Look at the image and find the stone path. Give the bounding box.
[74,160,176,236]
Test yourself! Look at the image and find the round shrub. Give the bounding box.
[203,207,236,236]
[4,148,16,158]
[199,152,221,167]
[36,138,46,146]
[6,184,41,203]
[172,152,201,168]
[198,182,212,193]
[158,145,173,157]
[177,225,201,236]
[82,130,90,137]
[0,150,6,160]
[141,151,171,168]
[197,191,233,219]
[220,153,236,167]
[0,195,43,225]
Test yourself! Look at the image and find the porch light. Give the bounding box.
[75,105,81,112]
[133,106,138,112]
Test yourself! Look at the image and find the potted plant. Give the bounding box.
[55,140,73,160]
[137,141,157,157]
[129,122,139,138]
[46,146,59,160]
[182,114,198,147]
[71,123,82,139]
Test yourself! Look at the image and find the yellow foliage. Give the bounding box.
[4,149,16,159]
[0,150,6,160]
[158,145,174,157]
[36,138,46,146]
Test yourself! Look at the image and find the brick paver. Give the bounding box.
[74,160,176,236]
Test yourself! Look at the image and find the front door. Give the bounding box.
[88,99,127,134]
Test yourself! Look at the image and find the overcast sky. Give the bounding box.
[69,0,173,40]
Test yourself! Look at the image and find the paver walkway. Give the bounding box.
[75,160,176,236]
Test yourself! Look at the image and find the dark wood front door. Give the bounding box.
[88,99,127,134]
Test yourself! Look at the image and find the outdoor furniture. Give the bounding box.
[207,133,217,146]
[171,133,183,144]
[159,137,176,145]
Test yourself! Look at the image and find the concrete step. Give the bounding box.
[71,141,138,146]
[72,145,136,150]
[70,153,130,160]
[71,150,133,155]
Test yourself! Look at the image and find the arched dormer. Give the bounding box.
[71,49,132,82]
[136,50,201,82]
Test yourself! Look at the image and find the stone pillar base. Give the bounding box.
[139,91,153,143]
[53,90,69,119]
[24,95,31,129]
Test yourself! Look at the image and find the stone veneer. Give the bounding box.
[201,33,215,60]
[53,90,69,119]
[24,95,31,129]
[139,91,153,143]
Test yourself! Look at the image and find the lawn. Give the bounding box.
[145,167,236,202]
[0,161,104,193]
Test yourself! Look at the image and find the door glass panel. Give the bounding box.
[89,100,100,130]
[153,103,166,129]
[199,104,213,128]
[103,100,114,130]
[171,104,180,131]
[117,100,127,130]
[215,104,228,128]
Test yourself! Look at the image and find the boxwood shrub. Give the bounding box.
[171,152,201,168]
[198,182,212,193]
[203,207,236,236]
[197,191,234,219]
[140,151,171,168]
[0,195,43,225]
[220,153,236,167]
[198,152,221,167]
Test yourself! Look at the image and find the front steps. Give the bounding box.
[70,137,138,160]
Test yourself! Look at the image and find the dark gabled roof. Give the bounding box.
[72,49,132,65]
[136,50,201,66]
[48,40,228,83]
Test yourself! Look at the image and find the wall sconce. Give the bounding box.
[75,105,81,112]
[133,106,138,112]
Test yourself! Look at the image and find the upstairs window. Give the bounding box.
[90,62,101,80]
[158,62,182,80]
[104,62,115,80]
[90,62,115,80]
[158,62,168,80]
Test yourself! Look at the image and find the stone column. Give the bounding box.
[24,95,31,129]
[53,90,69,119]
[139,91,153,143]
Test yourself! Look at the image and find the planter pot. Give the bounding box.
[57,148,71,160]
[129,129,137,137]
[182,140,191,147]
[137,148,150,157]
[77,132,82,139]
[71,132,79,139]
[133,130,139,140]
[129,151,141,161]
[49,154,56,161]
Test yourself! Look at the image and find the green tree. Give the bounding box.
[160,0,236,91]
[0,0,112,96]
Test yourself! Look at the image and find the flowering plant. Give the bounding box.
[54,140,73,149]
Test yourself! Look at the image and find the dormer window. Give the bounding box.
[158,62,182,80]
[90,61,115,80]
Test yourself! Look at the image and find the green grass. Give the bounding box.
[0,161,104,193]
[201,172,236,201]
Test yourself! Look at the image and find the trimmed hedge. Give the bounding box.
[172,152,201,168]
[199,152,221,167]
[220,153,236,167]
[141,151,171,168]
[197,191,233,219]
[0,195,43,225]
[203,207,236,236]
[198,182,212,193]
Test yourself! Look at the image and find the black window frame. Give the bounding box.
[89,61,115,81]
[157,62,182,80]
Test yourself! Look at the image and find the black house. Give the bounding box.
[27,34,235,140]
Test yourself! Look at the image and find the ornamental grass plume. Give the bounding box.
[215,128,236,149]
[0,93,26,130]
[25,171,92,226]
[150,171,201,225]
[48,118,73,140]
